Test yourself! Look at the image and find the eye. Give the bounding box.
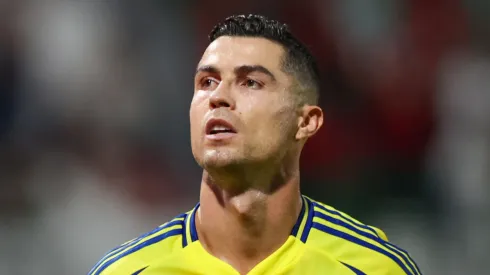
[244,79,263,90]
[203,79,213,87]
[200,77,218,90]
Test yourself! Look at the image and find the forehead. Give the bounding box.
[198,36,285,71]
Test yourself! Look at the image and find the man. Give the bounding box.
[88,14,422,275]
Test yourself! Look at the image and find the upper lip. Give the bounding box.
[205,118,237,135]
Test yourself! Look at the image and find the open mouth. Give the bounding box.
[205,119,237,136]
[209,126,236,135]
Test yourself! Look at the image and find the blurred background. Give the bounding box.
[0,0,489,274]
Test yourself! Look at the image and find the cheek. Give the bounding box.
[248,109,295,145]
[189,94,208,155]
[193,90,208,103]
[240,93,262,111]
[189,91,208,126]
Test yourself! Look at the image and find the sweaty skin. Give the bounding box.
[189,36,323,274]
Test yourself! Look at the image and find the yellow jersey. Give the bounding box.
[88,195,422,274]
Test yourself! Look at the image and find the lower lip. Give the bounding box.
[205,132,237,140]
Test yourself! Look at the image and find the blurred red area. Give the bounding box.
[190,0,468,193]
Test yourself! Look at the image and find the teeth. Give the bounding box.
[212,125,230,131]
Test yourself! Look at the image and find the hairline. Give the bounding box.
[210,34,317,105]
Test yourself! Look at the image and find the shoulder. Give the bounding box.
[87,212,187,275]
[305,196,422,275]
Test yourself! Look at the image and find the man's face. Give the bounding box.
[190,36,299,169]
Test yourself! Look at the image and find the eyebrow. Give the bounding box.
[234,65,276,82]
[195,65,220,76]
[195,64,276,82]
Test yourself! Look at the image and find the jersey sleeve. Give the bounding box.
[372,227,423,275]
[371,226,389,242]
[387,261,423,275]
[87,216,185,275]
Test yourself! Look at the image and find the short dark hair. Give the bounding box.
[209,14,320,105]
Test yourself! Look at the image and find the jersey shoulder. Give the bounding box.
[305,196,422,275]
[87,212,188,275]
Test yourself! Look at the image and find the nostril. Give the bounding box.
[218,102,230,108]
[210,100,231,109]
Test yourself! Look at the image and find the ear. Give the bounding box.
[295,105,323,140]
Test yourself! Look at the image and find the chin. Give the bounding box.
[200,149,240,169]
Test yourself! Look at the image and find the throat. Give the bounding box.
[196,170,303,274]
[228,191,268,227]
[202,190,273,242]
[196,190,303,274]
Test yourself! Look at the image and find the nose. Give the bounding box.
[209,85,235,110]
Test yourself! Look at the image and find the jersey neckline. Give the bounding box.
[182,195,315,248]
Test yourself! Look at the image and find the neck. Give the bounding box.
[196,165,302,274]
